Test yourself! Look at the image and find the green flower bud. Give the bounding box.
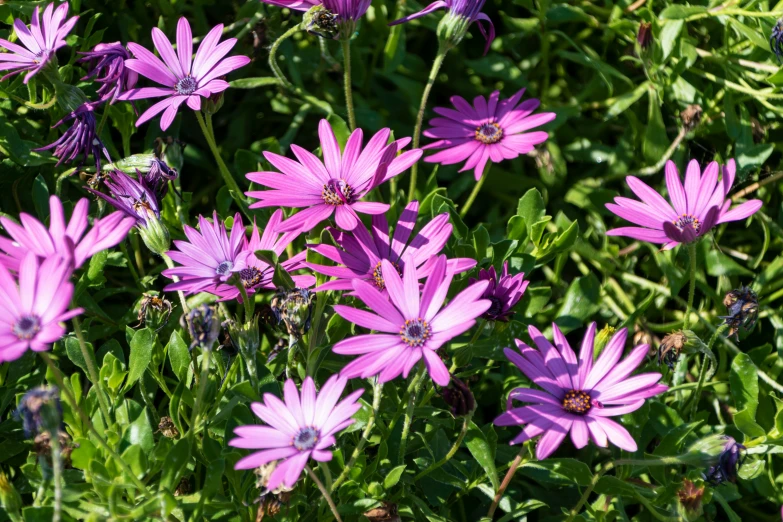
[271,289,314,338]
[203,89,225,115]
[304,5,339,39]
[102,154,159,174]
[594,325,616,358]
[138,216,171,256]
[0,471,22,516]
[436,11,471,52]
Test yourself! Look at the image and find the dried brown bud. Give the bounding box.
[174,477,191,496]
[33,430,75,468]
[677,479,705,520]
[158,416,180,439]
[680,104,703,133]
[658,331,687,368]
[365,502,400,522]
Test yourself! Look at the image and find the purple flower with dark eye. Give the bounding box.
[79,42,139,104]
[35,102,111,171]
[469,261,528,322]
[117,18,251,131]
[87,170,161,227]
[0,3,79,84]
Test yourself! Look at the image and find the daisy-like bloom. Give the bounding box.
[307,200,475,292]
[423,89,556,180]
[117,18,251,131]
[246,119,422,232]
[230,375,364,491]
[0,196,135,271]
[469,261,528,322]
[333,255,491,386]
[606,159,763,250]
[0,3,78,84]
[79,42,139,104]
[260,0,320,11]
[0,252,83,364]
[390,0,495,54]
[87,170,161,227]
[494,323,667,460]
[35,102,111,171]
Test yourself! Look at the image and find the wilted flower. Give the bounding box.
[677,479,705,521]
[391,0,495,54]
[142,158,178,200]
[304,6,340,39]
[364,502,400,522]
[33,430,75,467]
[637,22,652,51]
[17,387,62,437]
[271,288,314,338]
[721,286,758,341]
[703,437,745,485]
[469,261,528,322]
[658,331,687,368]
[441,377,475,417]
[0,3,78,84]
[79,42,139,104]
[35,101,111,171]
[182,305,221,350]
[771,18,783,63]
[158,416,180,438]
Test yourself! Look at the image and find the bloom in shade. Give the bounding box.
[117,18,250,131]
[79,42,139,104]
[0,3,78,84]
[703,437,745,485]
[333,255,491,386]
[469,261,528,322]
[423,89,556,180]
[606,159,763,250]
[246,119,422,232]
[0,253,83,364]
[306,200,475,292]
[35,102,111,171]
[0,196,135,271]
[230,375,364,491]
[494,323,667,460]
[87,170,161,227]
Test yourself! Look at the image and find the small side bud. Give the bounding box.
[441,377,475,417]
[182,305,221,350]
[0,471,22,517]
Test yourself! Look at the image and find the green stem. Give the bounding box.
[188,348,211,439]
[341,39,356,131]
[97,106,110,137]
[406,46,449,203]
[50,429,62,522]
[487,446,527,519]
[72,316,112,423]
[233,279,254,320]
[688,324,727,420]
[397,365,426,466]
[683,242,698,330]
[331,379,383,491]
[415,413,472,481]
[460,162,491,218]
[161,253,190,315]
[306,465,343,522]
[269,25,300,91]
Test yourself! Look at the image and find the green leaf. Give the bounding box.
[65,336,90,378]
[554,274,601,334]
[383,465,406,489]
[465,422,499,491]
[167,331,190,382]
[642,90,668,164]
[31,174,49,221]
[730,353,759,417]
[731,19,771,52]
[229,77,279,89]
[121,407,155,453]
[517,189,546,236]
[326,114,351,150]
[660,20,684,60]
[126,328,155,392]
[606,82,648,120]
[159,438,192,492]
[520,458,593,486]
[660,5,707,19]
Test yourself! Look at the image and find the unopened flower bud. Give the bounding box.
[680,435,745,484]
[227,315,261,358]
[17,387,62,437]
[658,331,687,368]
[271,288,314,338]
[203,79,226,115]
[0,471,22,516]
[441,377,475,417]
[594,325,616,357]
[436,10,472,51]
[305,6,340,39]
[138,215,171,255]
[637,22,653,51]
[182,305,221,350]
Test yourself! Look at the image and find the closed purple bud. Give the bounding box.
[35,102,111,171]
[79,42,139,105]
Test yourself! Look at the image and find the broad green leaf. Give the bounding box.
[126,328,155,392]
[383,465,406,489]
[167,331,190,382]
[465,422,499,491]
[730,353,759,417]
[520,458,593,486]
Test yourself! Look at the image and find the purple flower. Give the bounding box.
[333,255,491,386]
[307,200,475,292]
[35,102,111,171]
[79,42,139,104]
[703,437,745,485]
[117,18,251,131]
[494,323,667,460]
[0,196,135,271]
[246,119,422,233]
[86,170,161,227]
[142,158,178,200]
[423,89,556,180]
[323,0,372,22]
[260,0,320,10]
[230,375,364,491]
[0,3,78,84]
[606,159,763,250]
[469,261,528,322]
[0,252,83,364]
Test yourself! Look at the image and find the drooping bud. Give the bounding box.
[703,437,745,485]
[181,305,221,350]
[17,387,62,438]
[720,286,759,341]
[304,5,340,39]
[137,215,171,256]
[270,288,314,338]
[0,471,22,517]
[677,479,705,521]
[441,377,475,417]
[34,101,111,172]
[636,22,653,51]
[771,18,783,64]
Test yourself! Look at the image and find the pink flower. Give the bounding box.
[494,323,667,460]
[306,200,475,293]
[332,255,491,386]
[230,375,364,491]
[246,119,422,232]
[259,0,320,11]
[117,18,250,131]
[0,252,83,364]
[469,261,528,322]
[0,3,78,84]
[0,196,135,271]
[606,159,763,250]
[422,89,555,180]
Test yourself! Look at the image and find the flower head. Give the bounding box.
[17,386,62,437]
[34,102,111,171]
[423,89,555,180]
[0,3,78,84]
[441,377,475,416]
[87,170,161,227]
[469,261,528,322]
[720,286,759,341]
[182,305,221,350]
[79,42,139,103]
[494,323,667,459]
[703,437,745,485]
[142,158,178,200]
[118,18,250,131]
[0,253,83,364]
[271,288,315,337]
[333,255,491,386]
[230,375,364,491]
[246,119,422,232]
[0,196,135,271]
[307,200,475,293]
[606,159,763,249]
[260,0,320,12]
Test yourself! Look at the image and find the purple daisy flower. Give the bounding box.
[423,89,556,180]
[606,159,763,250]
[247,120,422,233]
[79,42,139,104]
[117,18,251,131]
[141,158,178,200]
[333,255,491,386]
[323,0,372,22]
[0,3,78,84]
[0,196,135,271]
[260,0,320,10]
[469,261,528,322]
[494,323,667,460]
[230,375,364,491]
[87,169,161,227]
[306,200,476,292]
[0,252,83,364]
[35,101,111,171]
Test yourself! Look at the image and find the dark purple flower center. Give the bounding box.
[400,318,432,348]
[562,389,592,415]
[240,266,264,289]
[674,214,701,234]
[372,260,401,290]
[321,179,354,206]
[215,261,234,276]
[175,76,197,95]
[486,296,504,317]
[475,122,503,145]
[14,315,41,340]
[292,427,319,451]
